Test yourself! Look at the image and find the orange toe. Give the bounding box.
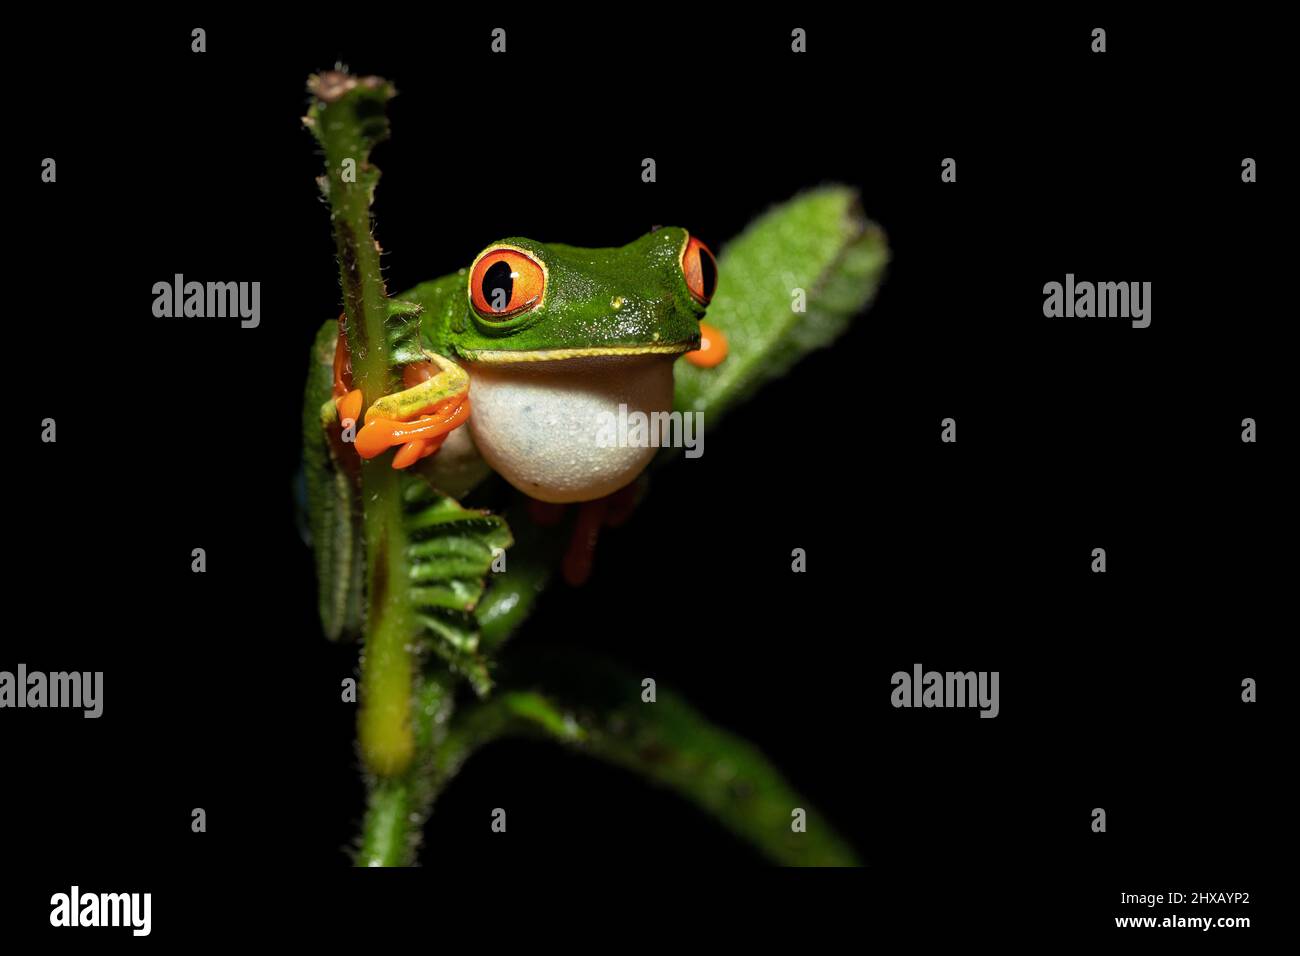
[355,418,404,459]
[685,321,728,368]
[392,440,430,469]
[336,388,363,425]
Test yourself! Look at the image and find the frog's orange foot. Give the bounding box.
[331,325,470,470]
[354,393,471,469]
[684,321,728,368]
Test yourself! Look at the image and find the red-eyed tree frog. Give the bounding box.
[327,228,723,499]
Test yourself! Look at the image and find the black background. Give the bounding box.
[5,10,1283,941]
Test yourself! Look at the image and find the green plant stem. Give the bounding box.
[308,72,416,780]
[357,777,411,866]
[357,676,453,866]
[356,478,416,775]
[419,684,857,865]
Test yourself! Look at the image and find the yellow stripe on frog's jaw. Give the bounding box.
[461,342,695,364]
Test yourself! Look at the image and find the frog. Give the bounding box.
[327,227,723,495]
[305,227,727,605]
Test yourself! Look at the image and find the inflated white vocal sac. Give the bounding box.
[466,353,676,504]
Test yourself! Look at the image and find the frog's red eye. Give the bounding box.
[470,248,546,319]
[681,236,718,305]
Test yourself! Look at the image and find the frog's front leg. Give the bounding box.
[332,322,471,470]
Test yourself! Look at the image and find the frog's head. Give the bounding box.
[448,228,718,504]
[450,227,715,361]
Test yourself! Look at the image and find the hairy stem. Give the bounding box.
[356,677,453,866]
[307,72,416,779]
[357,777,411,866]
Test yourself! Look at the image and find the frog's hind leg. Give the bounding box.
[524,481,642,586]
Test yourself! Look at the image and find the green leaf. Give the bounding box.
[301,319,364,641]
[402,478,512,697]
[442,664,860,866]
[674,185,889,421]
[474,497,563,652]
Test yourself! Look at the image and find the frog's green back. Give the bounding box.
[398,271,469,358]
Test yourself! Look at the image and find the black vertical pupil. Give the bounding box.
[483,260,514,313]
[697,247,718,301]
